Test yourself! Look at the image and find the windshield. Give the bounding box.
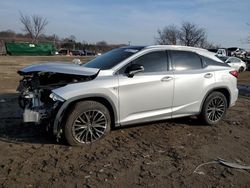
[217,56,228,62]
[83,48,139,70]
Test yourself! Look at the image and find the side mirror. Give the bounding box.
[126,64,144,77]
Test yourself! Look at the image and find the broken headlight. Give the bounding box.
[49,93,65,102]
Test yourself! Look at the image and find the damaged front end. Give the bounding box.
[17,62,99,129]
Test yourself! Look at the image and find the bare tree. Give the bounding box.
[156,25,179,45]
[19,12,48,42]
[200,41,221,49]
[96,41,108,53]
[96,41,108,46]
[69,35,76,42]
[179,22,207,47]
[155,22,209,48]
[0,30,16,38]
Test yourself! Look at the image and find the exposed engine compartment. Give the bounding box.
[17,71,97,124]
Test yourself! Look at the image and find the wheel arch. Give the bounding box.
[200,87,231,113]
[53,94,118,138]
[239,66,244,72]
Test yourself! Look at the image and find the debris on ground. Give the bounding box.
[194,158,250,175]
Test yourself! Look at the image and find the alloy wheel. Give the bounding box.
[206,96,226,123]
[72,110,107,144]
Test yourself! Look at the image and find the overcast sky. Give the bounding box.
[0,0,249,48]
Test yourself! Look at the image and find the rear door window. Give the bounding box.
[170,51,202,71]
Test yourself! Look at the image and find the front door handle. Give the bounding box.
[204,73,213,78]
[161,76,173,82]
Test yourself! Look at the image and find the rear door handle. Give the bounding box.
[204,73,213,78]
[161,76,173,82]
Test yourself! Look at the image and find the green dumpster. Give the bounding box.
[5,42,55,56]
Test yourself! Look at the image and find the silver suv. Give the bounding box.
[17,45,239,146]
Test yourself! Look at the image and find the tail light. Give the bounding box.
[230,70,238,78]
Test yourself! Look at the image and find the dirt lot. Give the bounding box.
[0,56,250,188]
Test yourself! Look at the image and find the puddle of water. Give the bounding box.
[238,85,250,97]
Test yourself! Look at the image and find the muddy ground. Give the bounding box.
[0,56,250,188]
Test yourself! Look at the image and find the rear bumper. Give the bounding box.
[230,88,238,107]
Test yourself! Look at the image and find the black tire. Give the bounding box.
[64,100,111,146]
[200,92,227,125]
[239,66,244,73]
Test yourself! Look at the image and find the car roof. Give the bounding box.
[145,45,222,62]
[120,45,146,50]
[144,45,207,51]
[121,45,212,53]
[120,45,223,62]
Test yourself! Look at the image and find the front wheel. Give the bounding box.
[64,101,111,146]
[200,92,227,125]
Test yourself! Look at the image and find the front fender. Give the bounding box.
[51,77,119,137]
[53,93,119,137]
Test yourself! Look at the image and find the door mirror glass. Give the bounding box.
[126,64,144,77]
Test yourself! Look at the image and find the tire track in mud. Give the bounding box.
[0,97,250,187]
[0,120,187,187]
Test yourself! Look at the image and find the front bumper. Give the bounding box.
[22,101,63,124]
[23,109,40,123]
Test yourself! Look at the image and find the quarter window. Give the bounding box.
[202,56,229,67]
[170,51,202,71]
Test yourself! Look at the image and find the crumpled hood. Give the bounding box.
[18,62,99,76]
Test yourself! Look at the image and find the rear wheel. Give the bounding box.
[239,66,244,73]
[64,101,111,146]
[200,92,227,125]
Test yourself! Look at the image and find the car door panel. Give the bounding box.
[118,72,174,125]
[117,50,174,125]
[169,50,215,117]
[172,69,215,117]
